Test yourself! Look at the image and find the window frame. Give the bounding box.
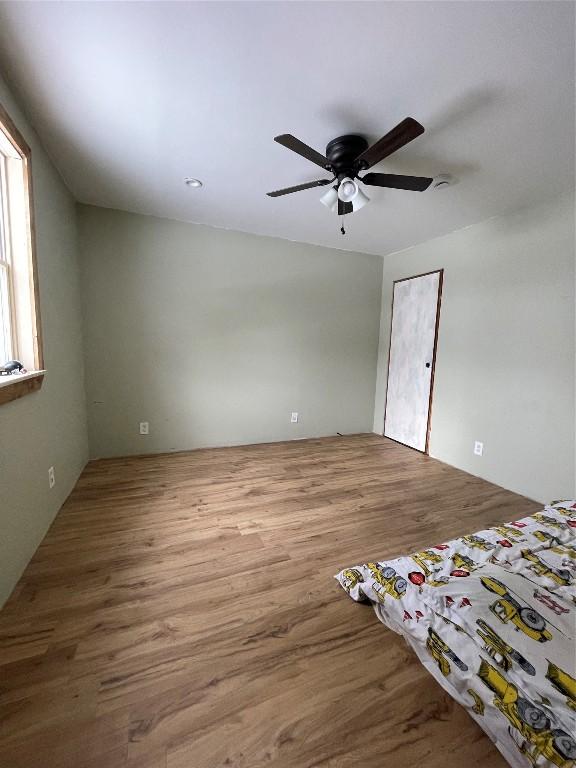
[0,101,44,406]
[0,152,18,362]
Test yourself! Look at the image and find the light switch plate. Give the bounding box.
[474,440,484,456]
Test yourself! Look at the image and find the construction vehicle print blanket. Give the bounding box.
[335,500,576,768]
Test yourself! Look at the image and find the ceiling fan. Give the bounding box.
[267,117,433,215]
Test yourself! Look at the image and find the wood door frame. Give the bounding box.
[382,268,444,455]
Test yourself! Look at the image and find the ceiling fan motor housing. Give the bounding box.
[325,135,369,178]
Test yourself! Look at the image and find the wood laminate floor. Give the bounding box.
[0,434,540,768]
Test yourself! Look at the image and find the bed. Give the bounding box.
[335,500,576,768]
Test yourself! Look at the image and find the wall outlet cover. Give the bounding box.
[474,440,484,456]
[48,466,55,488]
[291,412,299,423]
[140,422,150,435]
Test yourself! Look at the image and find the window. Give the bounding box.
[0,103,44,405]
[0,157,13,362]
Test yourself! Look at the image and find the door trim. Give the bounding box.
[382,268,444,455]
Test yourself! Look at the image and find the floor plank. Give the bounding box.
[0,434,540,767]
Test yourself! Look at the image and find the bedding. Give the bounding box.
[335,500,576,768]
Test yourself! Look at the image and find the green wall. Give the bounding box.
[0,75,89,606]
[78,205,383,458]
[374,193,576,503]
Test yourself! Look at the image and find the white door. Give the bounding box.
[384,270,442,452]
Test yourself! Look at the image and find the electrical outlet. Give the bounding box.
[139,422,149,435]
[48,466,55,488]
[474,441,484,456]
[290,412,299,423]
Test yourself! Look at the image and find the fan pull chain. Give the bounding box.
[340,215,346,236]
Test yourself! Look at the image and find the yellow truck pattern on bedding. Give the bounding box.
[478,661,576,767]
[521,550,573,587]
[366,563,407,601]
[335,499,576,768]
[546,663,576,712]
[493,525,527,540]
[426,628,468,677]
[479,576,554,642]
[475,619,536,676]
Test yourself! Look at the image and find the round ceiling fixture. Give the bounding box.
[184,177,203,188]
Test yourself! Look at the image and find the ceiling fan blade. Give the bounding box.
[361,172,433,192]
[355,118,425,170]
[338,199,353,215]
[267,179,331,197]
[274,134,329,170]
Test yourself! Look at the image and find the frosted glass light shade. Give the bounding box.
[319,186,338,210]
[337,177,357,202]
[352,187,370,211]
[337,177,370,211]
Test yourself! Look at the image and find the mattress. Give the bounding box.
[335,500,576,768]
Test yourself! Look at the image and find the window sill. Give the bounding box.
[0,370,45,405]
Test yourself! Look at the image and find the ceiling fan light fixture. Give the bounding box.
[351,186,370,212]
[319,185,338,210]
[268,119,429,219]
[337,177,358,203]
[335,177,370,213]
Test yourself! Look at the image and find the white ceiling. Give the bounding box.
[0,1,573,256]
